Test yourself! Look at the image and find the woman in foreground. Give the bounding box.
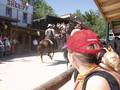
[67,29,120,90]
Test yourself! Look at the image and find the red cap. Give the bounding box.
[67,29,102,55]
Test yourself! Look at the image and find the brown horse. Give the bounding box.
[37,39,54,62]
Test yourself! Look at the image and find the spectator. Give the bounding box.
[11,38,18,54]
[0,38,4,58]
[110,36,120,55]
[3,37,11,55]
[32,38,38,52]
[67,29,120,90]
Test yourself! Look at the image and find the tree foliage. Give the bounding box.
[22,0,33,5]
[32,0,56,19]
[73,9,84,21]
[73,10,107,38]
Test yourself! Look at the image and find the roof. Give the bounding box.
[94,0,120,22]
[46,15,69,24]
[94,0,120,35]
[32,15,70,30]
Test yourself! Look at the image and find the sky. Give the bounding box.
[46,0,98,16]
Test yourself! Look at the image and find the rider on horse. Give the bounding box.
[45,24,57,47]
[45,24,55,40]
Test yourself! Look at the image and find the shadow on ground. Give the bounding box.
[0,52,38,64]
[47,60,67,66]
[0,50,64,64]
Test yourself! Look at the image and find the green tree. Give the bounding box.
[92,15,107,38]
[22,0,30,3]
[82,10,99,26]
[73,9,84,21]
[33,0,56,19]
[81,10,106,38]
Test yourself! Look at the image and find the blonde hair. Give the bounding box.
[70,43,99,64]
[102,46,120,73]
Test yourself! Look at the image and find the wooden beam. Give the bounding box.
[102,2,120,12]
[112,21,120,25]
[104,8,120,17]
[101,0,120,7]
[98,0,108,3]
[113,25,120,29]
[107,16,120,22]
[113,29,120,34]
[105,13,120,19]
[94,0,107,23]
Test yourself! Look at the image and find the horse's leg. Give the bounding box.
[48,51,52,60]
[47,47,53,60]
[50,44,55,60]
[52,45,54,58]
[39,48,44,63]
[37,46,43,63]
[40,52,44,63]
[63,48,69,69]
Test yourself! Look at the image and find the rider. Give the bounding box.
[45,24,55,39]
[45,24,55,45]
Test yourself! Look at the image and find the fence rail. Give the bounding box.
[33,67,75,90]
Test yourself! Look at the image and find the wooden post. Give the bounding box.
[33,67,75,90]
[106,23,110,43]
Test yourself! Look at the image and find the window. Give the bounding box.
[6,7,12,17]
[23,12,27,23]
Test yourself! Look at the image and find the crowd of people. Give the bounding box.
[0,35,18,58]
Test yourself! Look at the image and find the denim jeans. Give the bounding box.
[0,51,4,58]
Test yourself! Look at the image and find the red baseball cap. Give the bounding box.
[67,29,102,55]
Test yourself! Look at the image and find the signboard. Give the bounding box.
[7,0,27,10]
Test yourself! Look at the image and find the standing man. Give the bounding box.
[0,37,4,58]
[32,38,38,52]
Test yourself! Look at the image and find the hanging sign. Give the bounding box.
[7,0,27,10]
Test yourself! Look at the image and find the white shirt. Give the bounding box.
[33,39,38,46]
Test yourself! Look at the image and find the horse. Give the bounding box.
[37,39,54,62]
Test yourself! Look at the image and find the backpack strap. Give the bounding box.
[82,71,120,90]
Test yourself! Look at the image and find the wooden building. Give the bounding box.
[0,0,33,53]
[94,0,120,40]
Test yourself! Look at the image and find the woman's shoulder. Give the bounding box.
[83,70,120,90]
[85,75,110,90]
